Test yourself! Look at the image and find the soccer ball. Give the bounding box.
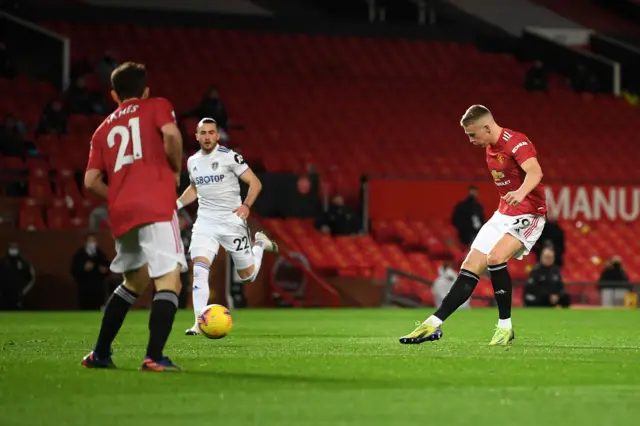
[197,304,233,339]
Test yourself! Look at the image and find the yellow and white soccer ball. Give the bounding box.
[197,304,233,339]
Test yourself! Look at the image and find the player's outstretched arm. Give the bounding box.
[239,168,262,207]
[161,122,183,174]
[176,183,197,210]
[233,168,262,220]
[84,169,108,201]
[503,158,543,206]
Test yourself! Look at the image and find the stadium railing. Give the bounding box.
[589,33,640,93]
[383,268,640,308]
[1,12,70,90]
[259,220,341,308]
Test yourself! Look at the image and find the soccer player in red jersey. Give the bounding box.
[400,105,546,345]
[81,62,187,371]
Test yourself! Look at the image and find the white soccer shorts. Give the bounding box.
[470,211,546,260]
[110,213,188,278]
[189,219,255,269]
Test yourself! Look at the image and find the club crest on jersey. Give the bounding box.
[496,153,506,164]
[491,170,505,181]
[211,162,219,171]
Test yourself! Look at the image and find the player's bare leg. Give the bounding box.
[142,264,182,371]
[186,256,212,335]
[486,234,524,345]
[82,267,149,368]
[236,231,278,282]
[399,249,487,344]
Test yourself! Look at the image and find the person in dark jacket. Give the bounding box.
[598,255,630,307]
[315,194,359,236]
[451,185,485,245]
[71,233,111,310]
[523,247,570,308]
[533,217,565,268]
[524,61,548,92]
[185,87,229,130]
[0,242,36,310]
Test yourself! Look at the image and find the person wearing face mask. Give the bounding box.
[0,242,35,310]
[71,233,111,310]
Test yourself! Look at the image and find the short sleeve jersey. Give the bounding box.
[486,128,547,216]
[86,97,178,237]
[187,145,249,225]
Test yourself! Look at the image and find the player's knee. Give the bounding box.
[123,267,149,294]
[237,265,257,282]
[155,265,182,293]
[486,250,507,266]
[461,249,488,276]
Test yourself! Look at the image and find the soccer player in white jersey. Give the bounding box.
[176,118,278,335]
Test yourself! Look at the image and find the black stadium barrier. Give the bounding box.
[0,12,69,91]
[521,28,620,95]
[590,33,640,93]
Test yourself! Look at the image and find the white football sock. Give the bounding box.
[498,318,512,329]
[423,315,443,327]
[192,261,211,323]
[243,245,264,282]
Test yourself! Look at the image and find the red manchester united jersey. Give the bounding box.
[486,128,546,216]
[87,97,178,238]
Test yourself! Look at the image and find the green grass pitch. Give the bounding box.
[1,308,640,426]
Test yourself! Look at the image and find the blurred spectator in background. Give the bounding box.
[96,50,118,87]
[433,261,469,309]
[532,212,565,267]
[451,185,484,245]
[185,87,229,131]
[571,64,599,93]
[88,204,109,230]
[65,76,106,114]
[524,247,570,308]
[36,99,67,135]
[0,42,16,79]
[598,255,630,307]
[524,61,548,92]
[0,114,27,157]
[316,194,359,235]
[0,242,35,310]
[71,233,110,310]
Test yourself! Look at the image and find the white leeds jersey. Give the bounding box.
[187,145,249,224]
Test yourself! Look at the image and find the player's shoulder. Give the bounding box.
[502,128,533,151]
[216,144,233,155]
[216,145,242,162]
[91,116,110,141]
[145,96,174,109]
[188,150,205,164]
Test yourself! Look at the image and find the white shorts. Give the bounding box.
[189,218,254,269]
[110,213,188,278]
[470,211,546,260]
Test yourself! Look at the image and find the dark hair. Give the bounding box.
[111,62,147,101]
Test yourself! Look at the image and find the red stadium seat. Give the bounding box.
[28,176,53,200]
[46,201,71,230]
[19,199,46,230]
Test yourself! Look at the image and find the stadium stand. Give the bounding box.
[2,20,639,306]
